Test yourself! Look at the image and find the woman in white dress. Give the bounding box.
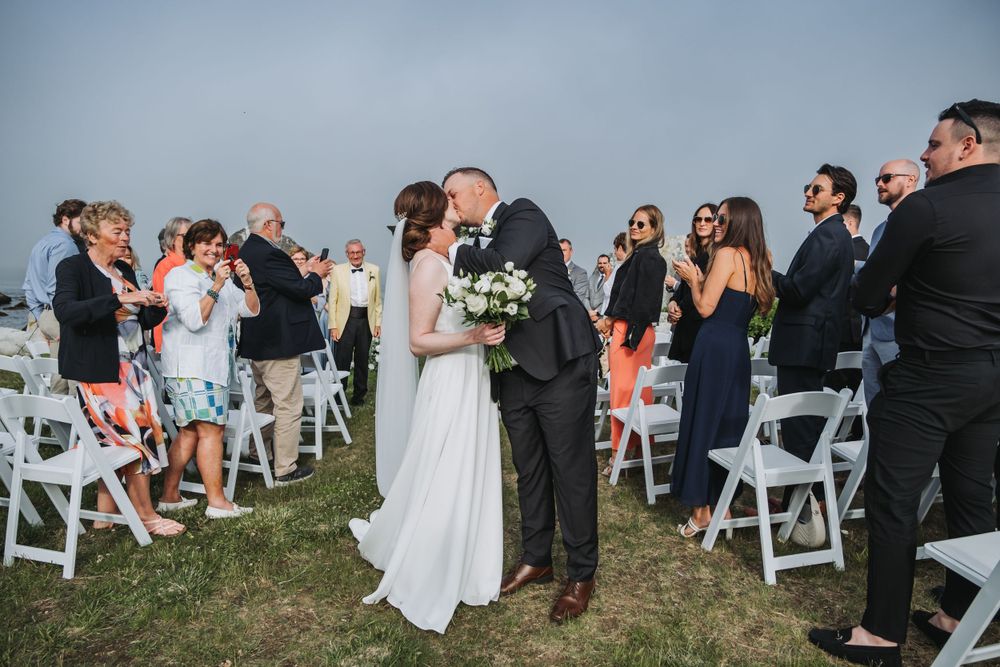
[349,181,506,634]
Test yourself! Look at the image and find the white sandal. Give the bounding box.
[677,518,706,539]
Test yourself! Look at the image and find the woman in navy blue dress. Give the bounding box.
[670,197,775,538]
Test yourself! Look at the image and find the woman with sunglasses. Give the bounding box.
[667,203,718,363]
[670,197,774,537]
[597,205,667,476]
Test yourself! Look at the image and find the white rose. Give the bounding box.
[446,282,465,299]
[466,293,488,316]
[459,276,472,289]
[491,281,508,295]
[516,269,528,279]
[507,278,526,297]
[504,261,515,272]
[474,278,491,294]
[504,302,518,316]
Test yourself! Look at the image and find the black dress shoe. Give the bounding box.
[350,394,365,406]
[808,627,901,667]
[912,610,951,649]
[928,585,999,621]
[274,465,314,487]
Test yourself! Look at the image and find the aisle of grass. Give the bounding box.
[0,369,991,665]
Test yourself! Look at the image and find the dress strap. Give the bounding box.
[735,250,749,294]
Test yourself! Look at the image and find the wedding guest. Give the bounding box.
[596,205,667,476]
[770,163,856,547]
[560,238,592,307]
[328,239,382,405]
[588,254,611,319]
[239,202,332,485]
[601,232,628,316]
[53,200,184,537]
[23,198,86,395]
[670,197,774,536]
[122,245,151,289]
[860,159,919,404]
[667,202,717,363]
[151,216,191,352]
[158,219,259,519]
[811,98,1000,667]
[289,245,329,317]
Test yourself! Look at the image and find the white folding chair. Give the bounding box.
[144,351,179,446]
[702,390,851,585]
[925,532,1000,666]
[594,374,611,447]
[0,394,152,579]
[751,335,770,359]
[310,328,352,418]
[25,340,51,358]
[219,369,276,499]
[7,355,75,450]
[608,364,686,504]
[299,351,352,460]
[0,429,43,527]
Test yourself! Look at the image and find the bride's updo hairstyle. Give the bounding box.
[394,181,448,262]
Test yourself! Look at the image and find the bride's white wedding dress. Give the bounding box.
[349,253,502,634]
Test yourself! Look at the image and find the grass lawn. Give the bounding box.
[0,368,994,665]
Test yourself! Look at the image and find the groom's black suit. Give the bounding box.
[454,199,602,581]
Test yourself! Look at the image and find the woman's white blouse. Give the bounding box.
[161,261,259,385]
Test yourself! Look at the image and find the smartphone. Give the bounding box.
[224,244,239,270]
[319,247,329,262]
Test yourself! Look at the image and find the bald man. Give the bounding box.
[859,159,920,403]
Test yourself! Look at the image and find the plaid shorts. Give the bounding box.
[164,377,229,427]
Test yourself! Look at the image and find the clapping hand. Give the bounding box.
[119,289,168,309]
[672,258,703,285]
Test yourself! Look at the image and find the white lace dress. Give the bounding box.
[350,254,502,634]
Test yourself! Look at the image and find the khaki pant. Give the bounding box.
[37,309,73,396]
[251,357,304,477]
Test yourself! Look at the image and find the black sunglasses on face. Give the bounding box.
[875,173,912,185]
[628,219,647,230]
[692,216,713,224]
[804,184,825,196]
[950,103,983,144]
[712,213,728,226]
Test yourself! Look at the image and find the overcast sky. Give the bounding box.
[2,0,998,286]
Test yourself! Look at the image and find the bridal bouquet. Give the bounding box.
[441,262,536,372]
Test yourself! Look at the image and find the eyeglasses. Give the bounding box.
[803,184,826,196]
[692,216,713,224]
[875,173,913,185]
[712,213,728,226]
[950,103,983,144]
[267,219,286,229]
[627,219,647,230]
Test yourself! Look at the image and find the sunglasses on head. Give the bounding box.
[950,103,983,144]
[875,173,912,185]
[628,218,648,230]
[693,216,713,224]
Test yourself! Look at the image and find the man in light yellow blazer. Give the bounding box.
[328,238,382,405]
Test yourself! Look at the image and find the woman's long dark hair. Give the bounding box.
[707,196,774,314]
[687,202,718,259]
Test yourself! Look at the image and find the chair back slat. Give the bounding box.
[834,351,863,370]
[758,390,848,423]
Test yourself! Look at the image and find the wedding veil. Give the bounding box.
[373,218,418,496]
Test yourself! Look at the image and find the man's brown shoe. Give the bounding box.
[549,579,595,623]
[499,561,554,596]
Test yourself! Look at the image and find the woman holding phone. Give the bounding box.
[158,219,260,519]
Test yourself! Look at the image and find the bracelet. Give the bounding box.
[244,284,255,291]
[206,289,220,302]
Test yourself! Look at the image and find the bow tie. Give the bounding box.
[351,268,363,273]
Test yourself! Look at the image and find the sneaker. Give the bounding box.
[205,503,254,520]
[274,465,315,487]
[156,496,198,513]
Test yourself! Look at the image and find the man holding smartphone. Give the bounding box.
[328,239,382,405]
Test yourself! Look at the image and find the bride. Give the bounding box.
[349,181,506,633]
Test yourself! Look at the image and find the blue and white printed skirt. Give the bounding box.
[165,377,229,427]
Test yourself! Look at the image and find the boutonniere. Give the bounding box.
[368,273,375,282]
[455,217,497,243]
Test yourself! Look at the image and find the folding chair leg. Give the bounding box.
[101,472,151,547]
[4,457,25,566]
[252,427,274,489]
[778,483,810,543]
[930,566,1000,667]
[337,386,352,419]
[225,435,242,502]
[837,453,867,520]
[822,467,845,571]
[609,436,629,485]
[0,459,42,526]
[61,478,84,579]
[918,477,941,523]
[702,467,741,552]
[328,398,352,445]
[640,426,655,505]
[755,480,778,585]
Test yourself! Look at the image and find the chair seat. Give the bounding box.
[301,381,343,402]
[224,409,274,437]
[925,532,1000,587]
[611,404,680,433]
[596,387,610,402]
[303,369,349,383]
[709,444,824,486]
[22,445,140,485]
[831,440,864,463]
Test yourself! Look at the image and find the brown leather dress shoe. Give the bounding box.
[549,578,595,623]
[499,561,554,596]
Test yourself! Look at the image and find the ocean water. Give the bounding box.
[0,284,30,331]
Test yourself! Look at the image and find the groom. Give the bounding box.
[438,167,602,623]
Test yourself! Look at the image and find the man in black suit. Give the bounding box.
[439,167,602,623]
[239,202,333,486]
[769,164,857,546]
